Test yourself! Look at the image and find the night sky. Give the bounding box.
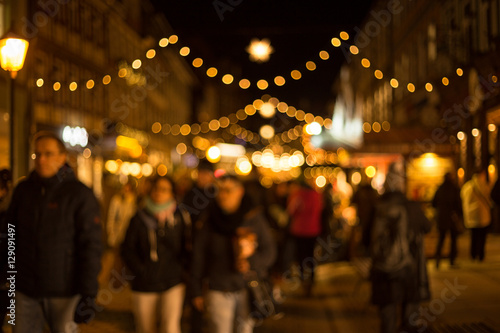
[155,0,375,118]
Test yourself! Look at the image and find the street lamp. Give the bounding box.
[0,32,29,177]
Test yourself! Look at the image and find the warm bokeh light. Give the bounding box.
[442,77,449,86]
[390,78,399,88]
[159,38,169,47]
[305,122,322,135]
[246,38,274,62]
[306,61,316,71]
[206,146,221,163]
[372,122,381,133]
[259,125,275,140]
[257,79,269,90]
[179,46,190,56]
[105,160,119,174]
[319,50,329,60]
[69,82,77,91]
[146,49,156,59]
[407,83,415,92]
[363,122,372,133]
[176,143,187,155]
[259,103,276,118]
[207,67,218,77]
[157,164,168,176]
[239,79,251,89]
[180,124,191,135]
[351,172,362,185]
[36,78,44,87]
[152,122,162,133]
[316,175,327,188]
[339,31,349,40]
[102,75,111,85]
[245,105,257,115]
[349,45,359,55]
[382,121,391,131]
[53,82,61,91]
[488,124,497,132]
[132,59,142,69]
[472,128,480,137]
[361,58,371,68]
[192,58,203,67]
[86,80,95,89]
[374,70,383,79]
[331,37,341,47]
[425,83,433,92]
[457,131,465,140]
[365,166,376,178]
[169,35,179,44]
[274,76,286,86]
[291,70,302,80]
[222,74,234,84]
[456,68,463,76]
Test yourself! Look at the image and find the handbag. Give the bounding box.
[246,271,276,320]
[451,212,465,234]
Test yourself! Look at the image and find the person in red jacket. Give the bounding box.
[286,179,323,296]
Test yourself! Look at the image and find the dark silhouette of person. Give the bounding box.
[5,131,102,332]
[432,172,463,268]
[368,163,431,333]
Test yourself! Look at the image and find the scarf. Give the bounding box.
[142,197,177,262]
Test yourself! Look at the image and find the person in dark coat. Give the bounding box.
[179,159,216,333]
[432,172,463,268]
[368,163,431,333]
[121,176,191,333]
[190,175,276,333]
[4,131,102,332]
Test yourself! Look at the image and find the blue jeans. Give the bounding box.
[13,291,80,333]
[206,289,254,333]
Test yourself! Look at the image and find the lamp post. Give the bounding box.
[0,32,29,177]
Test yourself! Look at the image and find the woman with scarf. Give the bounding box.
[190,175,276,333]
[121,176,191,333]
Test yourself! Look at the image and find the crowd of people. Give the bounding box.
[1,131,500,333]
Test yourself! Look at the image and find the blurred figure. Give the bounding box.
[190,175,276,333]
[106,181,137,289]
[0,169,12,332]
[351,176,378,257]
[5,131,102,332]
[432,172,463,268]
[286,179,323,296]
[121,176,191,333]
[461,168,493,262]
[181,159,216,228]
[368,163,431,333]
[107,181,136,248]
[180,160,216,333]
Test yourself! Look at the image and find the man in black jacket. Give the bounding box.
[5,131,102,333]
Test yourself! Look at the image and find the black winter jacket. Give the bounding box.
[6,165,102,298]
[190,202,277,298]
[121,207,191,292]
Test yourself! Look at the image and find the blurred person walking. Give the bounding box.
[368,163,431,333]
[190,175,276,333]
[461,168,493,262]
[121,176,191,333]
[5,131,102,332]
[432,172,463,268]
[106,181,136,288]
[285,179,323,296]
[180,160,216,333]
[107,181,136,249]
